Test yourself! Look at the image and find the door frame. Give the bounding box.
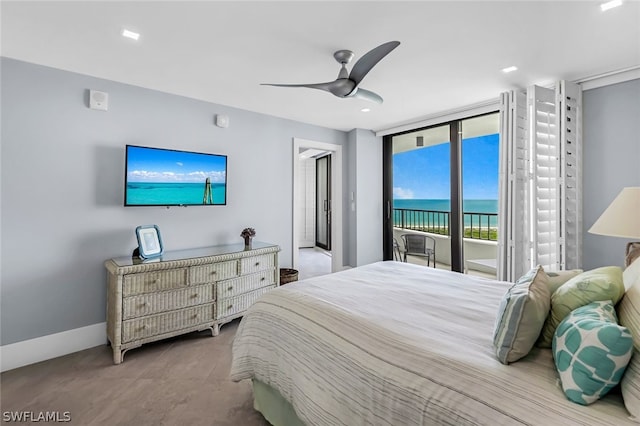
[315,154,331,251]
[292,137,343,272]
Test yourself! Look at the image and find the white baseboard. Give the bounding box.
[0,322,107,372]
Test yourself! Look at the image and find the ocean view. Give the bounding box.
[126,182,226,205]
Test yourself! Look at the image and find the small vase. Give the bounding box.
[244,236,252,250]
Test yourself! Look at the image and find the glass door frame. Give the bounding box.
[383,111,497,272]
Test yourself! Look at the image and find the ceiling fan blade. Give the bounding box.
[349,87,383,104]
[261,82,334,92]
[349,41,400,86]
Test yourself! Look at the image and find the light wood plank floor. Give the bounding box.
[0,319,267,426]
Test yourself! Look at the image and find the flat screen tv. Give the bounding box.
[124,145,227,206]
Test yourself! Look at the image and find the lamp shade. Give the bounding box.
[589,187,640,238]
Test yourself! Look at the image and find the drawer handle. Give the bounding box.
[139,302,148,307]
[153,279,160,284]
[192,314,199,319]
[227,305,233,311]
[261,277,265,281]
[228,286,233,291]
[255,262,260,266]
[191,294,199,298]
[210,271,217,275]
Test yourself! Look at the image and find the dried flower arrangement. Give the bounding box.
[241,228,256,239]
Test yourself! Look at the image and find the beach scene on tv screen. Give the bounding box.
[126,146,227,205]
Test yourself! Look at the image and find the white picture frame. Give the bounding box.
[135,225,164,258]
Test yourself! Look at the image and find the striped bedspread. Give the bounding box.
[230,261,633,425]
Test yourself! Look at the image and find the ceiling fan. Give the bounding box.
[261,41,400,104]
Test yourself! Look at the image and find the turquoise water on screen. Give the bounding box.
[126,182,226,205]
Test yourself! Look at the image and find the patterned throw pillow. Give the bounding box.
[538,266,625,347]
[618,274,640,420]
[493,266,550,364]
[552,301,633,405]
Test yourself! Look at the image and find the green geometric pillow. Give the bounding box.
[552,301,633,405]
[544,268,583,295]
[539,266,625,347]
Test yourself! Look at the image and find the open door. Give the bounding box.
[316,154,331,250]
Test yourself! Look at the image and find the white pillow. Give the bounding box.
[619,272,640,420]
[623,256,640,291]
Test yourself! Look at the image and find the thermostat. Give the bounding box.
[89,90,109,111]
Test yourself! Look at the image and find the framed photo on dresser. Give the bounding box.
[135,225,164,259]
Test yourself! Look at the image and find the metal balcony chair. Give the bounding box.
[401,234,436,267]
[393,238,403,261]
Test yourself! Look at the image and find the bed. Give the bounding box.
[230,261,636,425]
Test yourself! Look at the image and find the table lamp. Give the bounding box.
[588,187,640,266]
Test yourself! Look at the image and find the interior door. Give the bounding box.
[316,154,331,250]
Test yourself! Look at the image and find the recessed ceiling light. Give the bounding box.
[502,66,518,73]
[361,108,371,112]
[122,29,140,40]
[601,0,623,11]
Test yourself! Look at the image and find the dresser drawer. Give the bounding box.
[240,253,276,275]
[122,304,215,343]
[189,260,238,284]
[217,269,275,299]
[123,284,215,320]
[216,285,275,319]
[123,269,187,296]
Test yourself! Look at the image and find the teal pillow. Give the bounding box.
[552,301,633,405]
[539,266,625,347]
[493,266,550,364]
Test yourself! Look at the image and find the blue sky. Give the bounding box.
[393,133,499,200]
[127,146,227,183]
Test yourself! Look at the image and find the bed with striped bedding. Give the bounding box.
[230,261,633,425]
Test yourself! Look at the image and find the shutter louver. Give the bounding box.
[558,81,583,270]
[528,85,561,271]
[498,90,529,282]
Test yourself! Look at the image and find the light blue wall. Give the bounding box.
[354,129,384,266]
[0,58,349,345]
[582,78,640,269]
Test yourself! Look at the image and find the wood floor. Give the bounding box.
[0,319,267,426]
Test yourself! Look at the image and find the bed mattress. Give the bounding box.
[230,261,633,425]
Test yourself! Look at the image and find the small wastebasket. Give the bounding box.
[280,268,299,285]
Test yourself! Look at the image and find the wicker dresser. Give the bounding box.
[105,242,280,364]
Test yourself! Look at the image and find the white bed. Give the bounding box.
[230,261,634,425]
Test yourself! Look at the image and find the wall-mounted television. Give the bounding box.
[125,145,227,206]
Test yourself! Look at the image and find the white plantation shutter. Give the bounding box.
[529,85,561,271]
[497,90,530,282]
[498,81,582,280]
[558,81,583,270]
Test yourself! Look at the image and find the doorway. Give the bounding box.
[292,138,343,274]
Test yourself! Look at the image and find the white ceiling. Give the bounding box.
[2,1,639,132]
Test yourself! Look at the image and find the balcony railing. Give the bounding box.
[393,208,498,241]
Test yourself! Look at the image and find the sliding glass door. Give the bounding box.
[383,112,499,274]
